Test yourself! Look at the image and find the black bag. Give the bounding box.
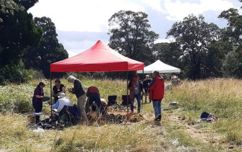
[108,95,117,106]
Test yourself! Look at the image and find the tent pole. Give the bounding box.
[126,72,129,113]
[50,72,53,116]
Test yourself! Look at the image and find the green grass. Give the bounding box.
[165,79,242,148]
[1,78,242,151]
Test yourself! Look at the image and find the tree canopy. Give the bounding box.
[0,0,41,66]
[0,0,68,83]
[219,5,242,78]
[24,17,68,78]
[167,15,221,79]
[108,10,159,64]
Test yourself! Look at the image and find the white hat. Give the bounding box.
[67,75,76,81]
[57,92,66,99]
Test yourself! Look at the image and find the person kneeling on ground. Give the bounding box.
[86,86,105,115]
[149,71,164,121]
[52,92,73,113]
[67,75,88,124]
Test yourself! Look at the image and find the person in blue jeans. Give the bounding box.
[149,71,164,121]
[128,74,143,113]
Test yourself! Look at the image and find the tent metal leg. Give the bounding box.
[50,72,53,116]
[126,72,129,113]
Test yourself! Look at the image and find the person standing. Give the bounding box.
[128,74,143,113]
[53,79,65,102]
[32,82,45,124]
[143,75,152,103]
[67,75,88,124]
[149,71,164,121]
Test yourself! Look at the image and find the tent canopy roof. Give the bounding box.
[50,40,144,72]
[138,60,181,74]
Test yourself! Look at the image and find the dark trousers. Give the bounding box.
[86,93,104,114]
[33,100,43,123]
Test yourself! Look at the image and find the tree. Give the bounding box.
[219,5,242,77]
[152,42,181,68]
[0,0,41,66]
[167,15,221,79]
[0,0,41,83]
[108,10,159,64]
[24,17,68,78]
[14,0,38,10]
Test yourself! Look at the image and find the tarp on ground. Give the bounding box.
[138,60,181,74]
[50,40,144,72]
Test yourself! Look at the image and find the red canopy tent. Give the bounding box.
[50,40,144,72]
[49,40,144,113]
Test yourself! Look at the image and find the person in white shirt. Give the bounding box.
[52,92,73,113]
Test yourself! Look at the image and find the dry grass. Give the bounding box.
[52,123,168,152]
[165,78,242,147]
[1,78,242,151]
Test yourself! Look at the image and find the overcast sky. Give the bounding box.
[29,0,241,57]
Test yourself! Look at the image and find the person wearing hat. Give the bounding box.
[52,92,73,113]
[32,82,45,124]
[67,75,88,124]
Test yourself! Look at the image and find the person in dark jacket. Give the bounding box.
[67,75,88,124]
[128,74,143,113]
[32,82,45,124]
[149,71,164,121]
[86,86,104,114]
[53,79,65,102]
[143,75,152,103]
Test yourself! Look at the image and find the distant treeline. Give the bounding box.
[1,0,242,84]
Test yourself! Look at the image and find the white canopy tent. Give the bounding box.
[138,60,181,74]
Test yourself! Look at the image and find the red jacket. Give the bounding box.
[149,76,164,101]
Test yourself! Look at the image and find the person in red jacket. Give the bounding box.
[149,71,164,121]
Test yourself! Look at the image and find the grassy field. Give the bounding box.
[0,78,242,151]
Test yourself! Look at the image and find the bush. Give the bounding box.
[0,98,32,114]
[0,64,43,85]
[0,64,27,84]
[0,84,33,113]
[0,100,14,113]
[13,100,32,113]
[24,69,45,80]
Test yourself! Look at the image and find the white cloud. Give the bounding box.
[141,0,163,12]
[29,0,239,56]
[162,0,235,21]
[29,0,145,32]
[62,39,101,57]
[68,50,77,57]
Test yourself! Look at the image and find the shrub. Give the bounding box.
[0,64,44,85]
[13,100,32,113]
[0,100,14,113]
[0,64,27,84]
